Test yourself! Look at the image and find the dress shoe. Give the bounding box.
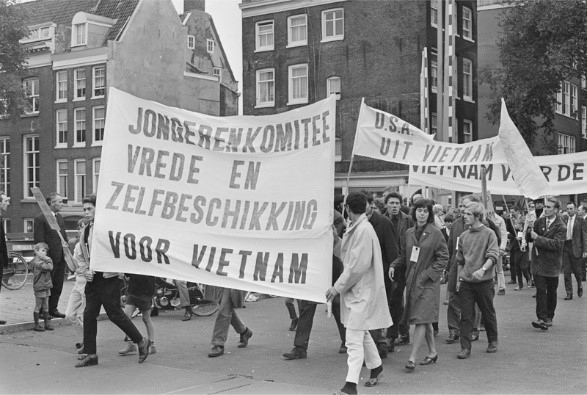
[238,327,253,348]
[377,343,388,359]
[339,342,347,354]
[138,339,149,363]
[457,349,471,359]
[544,318,553,327]
[0,319,6,325]
[419,354,438,365]
[288,317,298,331]
[507,280,516,284]
[405,360,416,372]
[75,354,98,368]
[283,347,307,360]
[49,310,65,319]
[364,365,383,387]
[498,289,506,295]
[471,330,480,342]
[578,288,583,297]
[339,382,358,395]
[77,346,86,355]
[532,319,548,330]
[394,335,409,345]
[182,307,193,321]
[486,341,498,353]
[564,294,573,300]
[119,342,137,355]
[446,333,460,344]
[208,345,224,357]
[75,342,83,349]
[386,342,394,353]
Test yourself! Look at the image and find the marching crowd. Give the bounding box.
[0,188,585,394]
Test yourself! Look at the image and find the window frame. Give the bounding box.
[92,158,101,193]
[55,109,68,148]
[431,52,438,93]
[255,20,274,52]
[463,119,473,143]
[430,1,438,28]
[92,106,105,146]
[571,84,578,119]
[187,35,195,49]
[74,159,86,203]
[74,68,86,100]
[287,14,308,48]
[92,65,106,98]
[56,159,68,199]
[56,70,67,102]
[462,58,473,102]
[255,68,275,108]
[23,219,34,234]
[431,113,438,135]
[74,107,86,147]
[72,23,86,47]
[288,63,309,106]
[321,8,344,43]
[23,134,39,198]
[582,105,587,139]
[23,78,39,114]
[462,6,473,41]
[0,138,10,197]
[207,39,215,54]
[335,137,342,162]
[327,76,341,100]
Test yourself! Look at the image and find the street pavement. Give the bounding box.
[0,277,586,394]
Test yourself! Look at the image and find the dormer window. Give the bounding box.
[207,39,215,54]
[73,23,86,46]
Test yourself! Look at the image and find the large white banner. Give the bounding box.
[409,151,587,195]
[91,88,336,303]
[353,101,508,166]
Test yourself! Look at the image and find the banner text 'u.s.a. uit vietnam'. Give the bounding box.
[90,88,336,303]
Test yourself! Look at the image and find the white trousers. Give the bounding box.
[345,328,381,384]
[65,282,86,330]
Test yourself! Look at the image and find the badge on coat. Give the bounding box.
[410,246,420,262]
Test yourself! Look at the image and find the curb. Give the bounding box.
[0,313,108,335]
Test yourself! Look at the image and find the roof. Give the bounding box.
[93,0,140,41]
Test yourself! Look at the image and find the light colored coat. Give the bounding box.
[334,214,392,331]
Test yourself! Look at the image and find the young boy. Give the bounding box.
[32,242,54,332]
[119,274,157,355]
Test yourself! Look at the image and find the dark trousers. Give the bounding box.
[534,274,559,321]
[83,273,143,355]
[447,290,460,335]
[387,280,408,339]
[562,243,583,295]
[48,260,66,312]
[293,300,317,350]
[459,280,498,351]
[511,249,531,287]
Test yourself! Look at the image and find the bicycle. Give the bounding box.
[1,252,30,290]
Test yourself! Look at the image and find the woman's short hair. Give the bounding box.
[467,201,485,221]
[411,198,434,224]
[346,192,367,215]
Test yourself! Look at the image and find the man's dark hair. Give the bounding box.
[82,194,96,207]
[46,192,60,205]
[360,189,374,204]
[411,189,423,206]
[567,201,576,208]
[346,192,367,215]
[385,192,402,205]
[411,198,434,224]
[334,194,345,210]
[444,213,455,223]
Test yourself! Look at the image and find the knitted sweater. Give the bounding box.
[456,224,499,283]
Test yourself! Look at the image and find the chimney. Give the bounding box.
[184,0,205,12]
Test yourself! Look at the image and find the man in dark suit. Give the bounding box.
[34,192,69,318]
[561,202,586,300]
[0,192,10,325]
[528,197,566,330]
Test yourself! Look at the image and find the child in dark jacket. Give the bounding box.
[32,242,54,331]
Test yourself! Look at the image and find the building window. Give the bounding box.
[582,75,586,89]
[463,119,473,143]
[462,6,473,41]
[582,106,586,139]
[558,133,575,154]
[431,1,438,28]
[56,71,67,102]
[0,138,10,196]
[74,68,86,99]
[256,68,275,107]
[56,160,68,199]
[24,78,39,114]
[431,52,438,92]
[93,65,105,98]
[73,23,86,46]
[27,26,51,42]
[255,20,274,51]
[288,14,307,47]
[571,84,578,119]
[463,58,473,101]
[207,39,214,53]
[93,106,105,143]
[556,83,563,114]
[562,81,571,117]
[23,135,39,198]
[327,76,341,100]
[93,158,100,193]
[56,109,68,147]
[74,108,86,146]
[288,64,308,105]
[431,113,437,135]
[322,9,344,42]
[213,67,221,80]
[335,137,342,161]
[74,159,86,203]
[187,35,195,49]
[24,219,34,233]
[0,99,7,118]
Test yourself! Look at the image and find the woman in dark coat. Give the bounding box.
[390,199,448,371]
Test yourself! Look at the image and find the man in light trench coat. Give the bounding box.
[326,192,393,395]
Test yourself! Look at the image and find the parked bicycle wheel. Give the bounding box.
[1,252,29,290]
[192,302,219,316]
